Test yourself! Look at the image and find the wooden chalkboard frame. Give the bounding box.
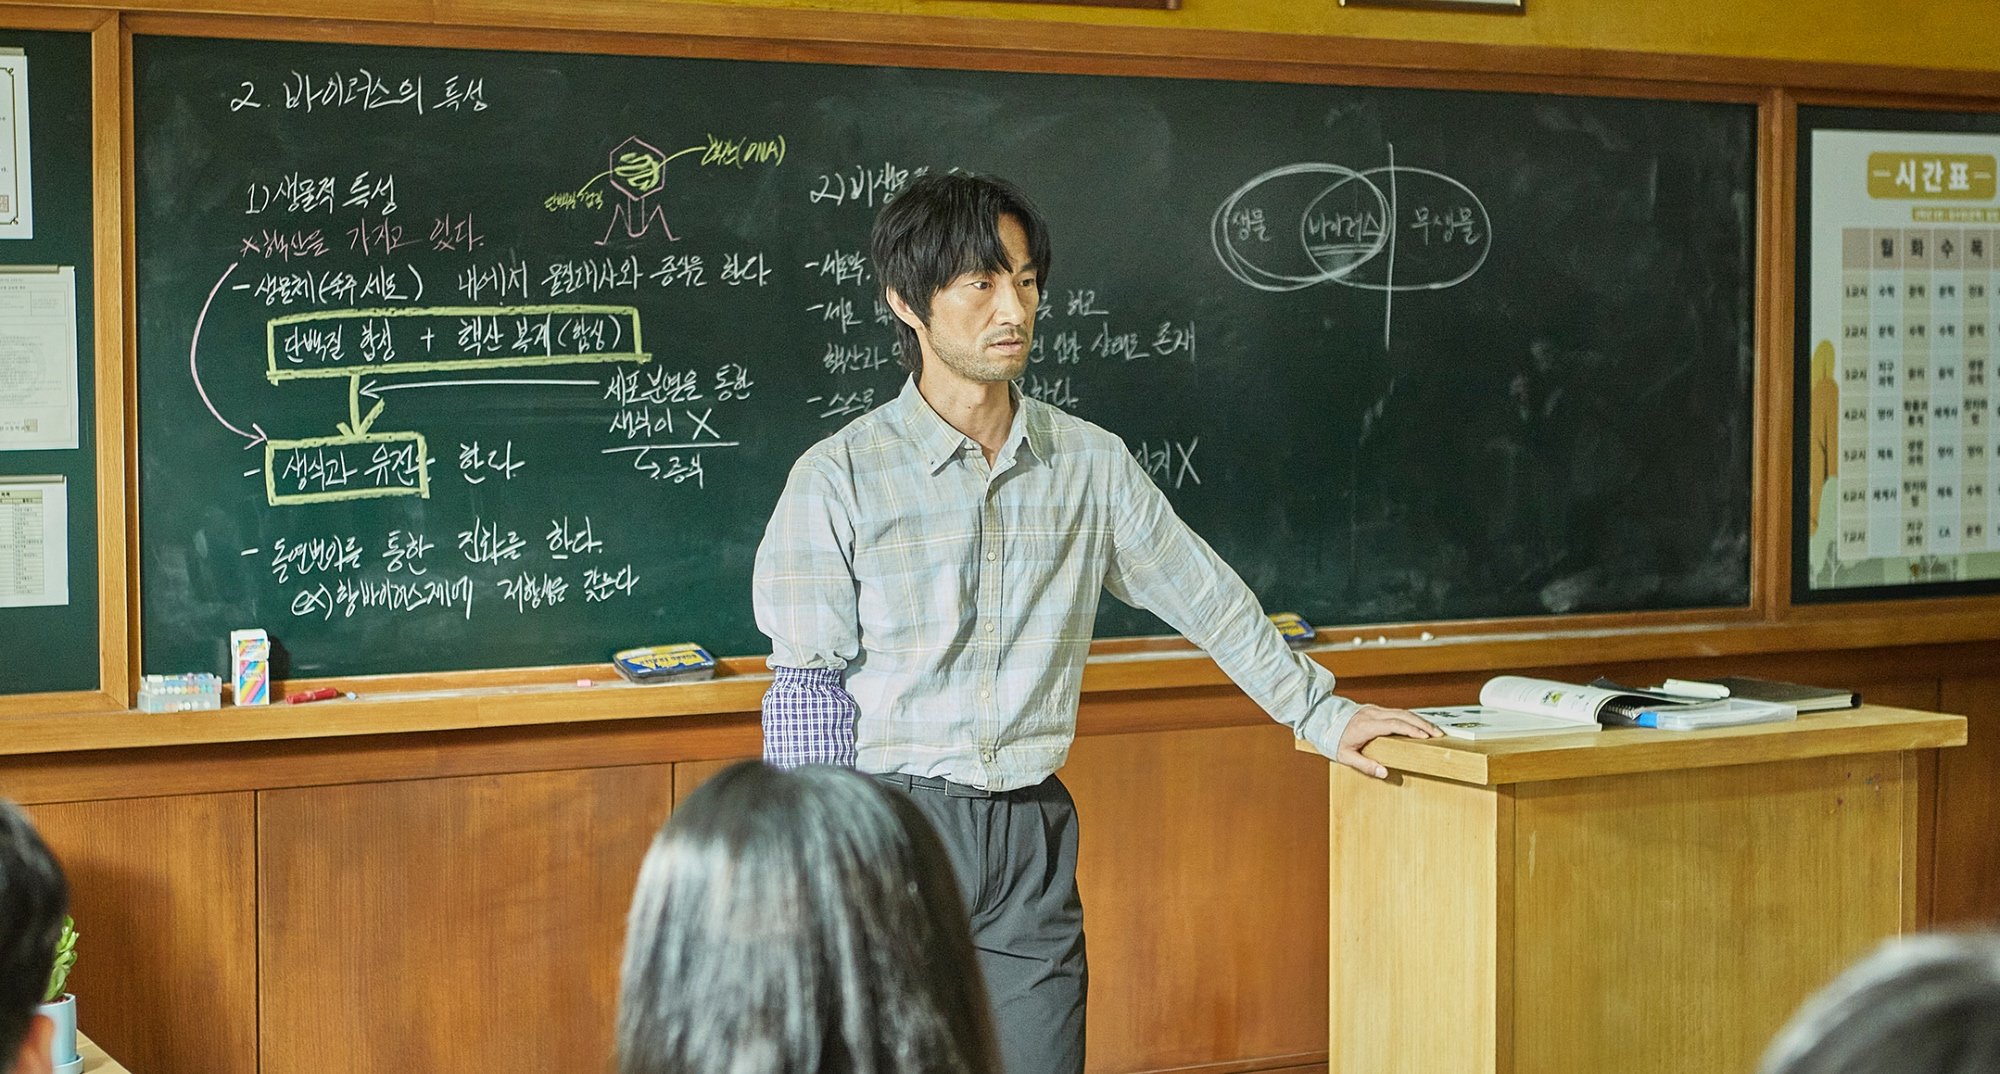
[6,0,2000,734]
[0,9,128,715]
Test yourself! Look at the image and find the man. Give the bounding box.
[0,802,67,1074]
[753,172,1439,1074]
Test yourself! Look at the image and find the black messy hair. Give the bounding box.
[869,172,1053,375]
[0,801,67,1062]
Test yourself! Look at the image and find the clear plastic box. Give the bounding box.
[137,673,222,713]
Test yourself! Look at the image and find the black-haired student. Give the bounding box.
[616,762,999,1074]
[0,802,67,1074]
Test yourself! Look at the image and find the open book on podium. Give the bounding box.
[1414,675,1797,740]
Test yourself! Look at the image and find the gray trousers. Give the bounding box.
[878,773,1087,1074]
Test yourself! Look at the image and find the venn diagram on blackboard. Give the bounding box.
[1210,160,1493,295]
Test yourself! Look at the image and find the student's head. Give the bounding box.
[1758,931,2000,1074]
[616,762,999,1074]
[0,802,67,1074]
[871,172,1052,381]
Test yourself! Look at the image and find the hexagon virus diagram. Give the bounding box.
[602,135,678,245]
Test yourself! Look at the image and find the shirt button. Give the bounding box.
[981,747,997,762]
[986,551,996,561]
[979,689,991,701]
[984,622,996,633]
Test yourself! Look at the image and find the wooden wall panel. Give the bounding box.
[256,765,675,1074]
[1064,723,1330,1074]
[672,756,744,807]
[26,793,257,1074]
[669,0,2000,76]
[0,714,758,806]
[1935,675,2000,925]
[1848,678,1943,713]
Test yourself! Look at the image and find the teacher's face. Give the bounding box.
[909,213,1040,386]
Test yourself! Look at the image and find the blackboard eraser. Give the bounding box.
[1268,612,1316,649]
[613,643,717,683]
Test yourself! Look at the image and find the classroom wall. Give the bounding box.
[688,0,2000,75]
[2,4,1996,1073]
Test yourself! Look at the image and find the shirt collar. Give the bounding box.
[894,376,1049,473]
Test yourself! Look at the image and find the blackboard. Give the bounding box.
[0,30,97,696]
[133,33,1756,679]
[1793,104,2000,603]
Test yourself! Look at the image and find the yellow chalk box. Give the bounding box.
[613,643,717,683]
[1268,612,1316,648]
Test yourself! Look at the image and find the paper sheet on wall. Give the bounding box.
[0,265,79,450]
[0,50,30,240]
[1806,129,2000,590]
[0,474,67,607]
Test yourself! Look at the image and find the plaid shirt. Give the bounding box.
[753,377,1359,790]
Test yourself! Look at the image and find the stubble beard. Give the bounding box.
[931,325,1033,384]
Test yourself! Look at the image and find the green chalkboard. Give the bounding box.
[0,30,96,696]
[133,34,1756,679]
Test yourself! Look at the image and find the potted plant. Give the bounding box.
[35,916,80,1074]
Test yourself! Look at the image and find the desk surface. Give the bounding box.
[1301,703,1967,785]
[79,1033,130,1074]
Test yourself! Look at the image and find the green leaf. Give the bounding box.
[43,916,77,1003]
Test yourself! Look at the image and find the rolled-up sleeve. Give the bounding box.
[761,666,859,768]
[754,454,863,767]
[754,454,861,671]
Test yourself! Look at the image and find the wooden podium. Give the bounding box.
[1303,704,1966,1074]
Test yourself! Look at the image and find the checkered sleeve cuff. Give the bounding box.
[761,665,859,769]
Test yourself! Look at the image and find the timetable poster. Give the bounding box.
[1806,129,2000,592]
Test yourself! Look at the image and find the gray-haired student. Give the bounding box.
[1759,930,2000,1074]
[752,171,1440,1073]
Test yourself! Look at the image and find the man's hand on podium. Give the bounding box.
[1337,705,1442,779]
